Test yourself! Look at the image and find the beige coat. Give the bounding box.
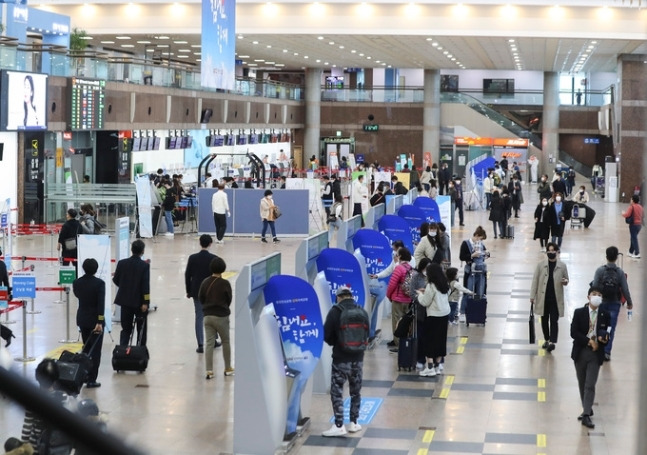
[529,259,569,317]
[260,196,275,220]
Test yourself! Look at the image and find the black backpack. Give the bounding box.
[600,265,620,299]
[37,427,74,455]
[336,300,369,353]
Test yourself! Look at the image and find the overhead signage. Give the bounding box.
[363,124,379,132]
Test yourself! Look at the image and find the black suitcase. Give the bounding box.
[112,318,149,372]
[397,303,418,371]
[57,332,101,395]
[465,296,487,327]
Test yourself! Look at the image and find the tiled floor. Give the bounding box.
[0,179,644,455]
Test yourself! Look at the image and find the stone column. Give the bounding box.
[541,72,560,178]
[304,68,323,166]
[423,69,440,165]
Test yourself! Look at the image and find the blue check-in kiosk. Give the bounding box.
[378,214,415,253]
[413,197,442,223]
[234,253,292,454]
[295,230,329,283]
[398,204,427,245]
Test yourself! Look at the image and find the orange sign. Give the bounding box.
[453,137,529,148]
[493,138,529,147]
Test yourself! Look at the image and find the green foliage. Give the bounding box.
[69,28,87,52]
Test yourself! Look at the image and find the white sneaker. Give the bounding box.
[347,422,362,433]
[437,363,444,372]
[419,367,437,377]
[416,362,425,370]
[322,424,347,437]
[541,247,546,253]
[435,365,443,375]
[459,314,466,323]
[165,232,174,237]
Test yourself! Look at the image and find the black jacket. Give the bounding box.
[58,219,82,256]
[185,250,218,298]
[323,298,366,363]
[332,180,342,200]
[113,255,151,309]
[73,274,106,329]
[570,304,611,365]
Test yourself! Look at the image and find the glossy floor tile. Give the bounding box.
[0,178,644,455]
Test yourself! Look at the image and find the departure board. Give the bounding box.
[69,77,105,130]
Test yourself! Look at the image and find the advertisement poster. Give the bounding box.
[316,248,366,308]
[77,234,112,331]
[377,214,414,253]
[351,229,392,283]
[263,275,323,434]
[201,0,235,90]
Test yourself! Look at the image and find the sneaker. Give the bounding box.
[389,347,399,353]
[416,362,425,370]
[347,422,362,433]
[604,353,611,361]
[261,238,268,243]
[546,343,556,352]
[322,424,347,437]
[165,232,174,237]
[437,363,444,372]
[206,371,214,380]
[541,341,549,349]
[196,345,204,353]
[224,367,235,376]
[419,367,437,377]
[541,248,546,253]
[458,314,466,323]
[634,254,641,259]
[386,340,396,347]
[273,238,281,243]
[215,339,222,348]
[435,365,443,375]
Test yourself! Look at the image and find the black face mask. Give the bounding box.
[547,252,557,260]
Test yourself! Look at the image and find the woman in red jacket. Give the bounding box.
[386,247,413,352]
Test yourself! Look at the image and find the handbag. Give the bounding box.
[64,237,77,250]
[393,310,414,338]
[625,213,633,225]
[272,206,282,219]
[529,306,536,344]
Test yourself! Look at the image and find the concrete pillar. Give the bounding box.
[304,68,323,166]
[423,69,441,165]
[541,72,560,178]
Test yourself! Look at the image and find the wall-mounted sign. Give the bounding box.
[363,124,379,132]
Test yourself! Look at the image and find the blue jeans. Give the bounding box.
[368,279,387,338]
[164,210,174,234]
[600,301,620,355]
[449,301,458,322]
[193,298,204,347]
[629,224,641,255]
[262,219,276,238]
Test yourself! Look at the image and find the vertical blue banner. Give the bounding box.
[315,248,366,308]
[351,229,392,283]
[413,197,441,223]
[263,275,323,435]
[201,0,235,90]
[397,205,427,244]
[377,214,414,253]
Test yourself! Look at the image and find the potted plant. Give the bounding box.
[69,28,88,75]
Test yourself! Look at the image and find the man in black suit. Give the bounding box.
[570,286,611,429]
[185,234,219,353]
[113,240,150,347]
[73,258,106,388]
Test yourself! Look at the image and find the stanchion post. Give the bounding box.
[59,286,75,343]
[50,230,55,263]
[54,287,63,304]
[27,297,41,315]
[15,300,35,362]
[3,304,17,324]
[21,255,26,271]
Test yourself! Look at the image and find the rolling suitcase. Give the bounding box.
[397,303,418,371]
[465,270,487,327]
[506,225,515,239]
[112,318,149,372]
[58,332,101,395]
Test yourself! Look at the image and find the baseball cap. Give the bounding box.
[336,286,353,297]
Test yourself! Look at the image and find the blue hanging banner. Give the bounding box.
[377,214,414,253]
[315,248,366,308]
[264,275,324,434]
[397,205,427,245]
[351,229,392,283]
[413,197,442,223]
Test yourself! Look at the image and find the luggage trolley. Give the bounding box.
[570,203,586,229]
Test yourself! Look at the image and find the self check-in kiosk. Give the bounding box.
[335,214,363,252]
[397,205,427,245]
[295,230,329,283]
[385,194,404,215]
[364,202,385,230]
[378,214,415,253]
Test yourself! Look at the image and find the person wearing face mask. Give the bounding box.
[448,180,457,227]
[507,175,523,218]
[552,170,567,196]
[537,174,552,201]
[488,189,505,239]
[386,247,414,352]
[414,222,438,265]
[453,178,465,227]
[547,192,566,248]
[458,226,489,320]
[570,286,611,429]
[529,242,569,352]
[572,186,589,204]
[533,198,551,252]
[259,189,280,243]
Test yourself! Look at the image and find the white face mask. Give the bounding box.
[589,295,602,308]
[542,201,548,206]
[429,230,437,236]
[555,196,562,202]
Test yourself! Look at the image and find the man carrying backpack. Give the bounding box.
[591,246,633,361]
[322,286,369,437]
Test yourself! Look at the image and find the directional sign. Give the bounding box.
[12,274,36,299]
[59,267,77,284]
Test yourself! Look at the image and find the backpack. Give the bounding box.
[37,427,75,455]
[336,300,369,353]
[600,265,620,299]
[400,263,414,297]
[93,219,106,235]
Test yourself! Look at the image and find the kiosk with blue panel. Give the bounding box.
[378,214,414,253]
[364,202,385,230]
[335,214,363,252]
[413,197,442,223]
[311,248,367,393]
[352,229,393,340]
[385,194,404,215]
[263,275,323,437]
[234,253,294,454]
[295,230,329,283]
[397,205,427,245]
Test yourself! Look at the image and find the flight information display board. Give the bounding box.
[69,77,105,130]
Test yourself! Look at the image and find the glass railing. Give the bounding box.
[321,87,425,102]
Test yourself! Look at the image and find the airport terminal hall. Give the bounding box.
[0,0,646,454]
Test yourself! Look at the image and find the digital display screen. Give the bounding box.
[211,135,224,146]
[168,137,177,149]
[1,71,48,131]
[153,137,161,150]
[237,135,247,145]
[250,133,258,144]
[132,137,141,151]
[483,78,515,95]
[141,137,151,151]
[69,77,106,130]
